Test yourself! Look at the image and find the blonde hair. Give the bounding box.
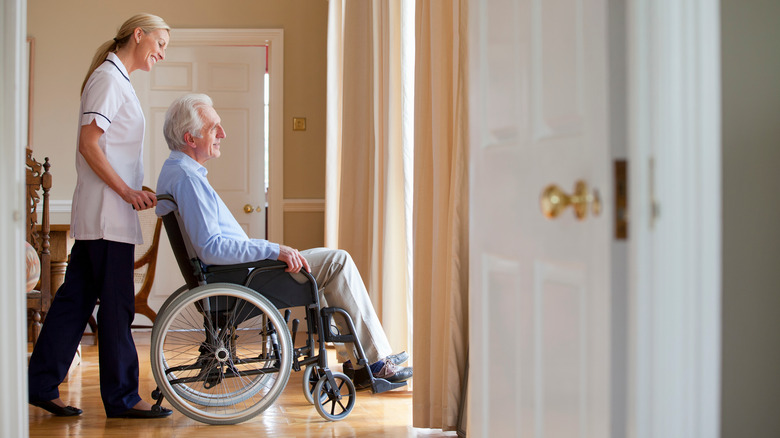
[80,13,170,94]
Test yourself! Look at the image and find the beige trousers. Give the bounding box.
[298,248,393,364]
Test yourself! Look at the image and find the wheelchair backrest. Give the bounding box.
[156,194,203,289]
[155,194,321,310]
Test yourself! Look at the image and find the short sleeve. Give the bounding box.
[80,70,125,132]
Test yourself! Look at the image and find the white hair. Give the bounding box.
[163,93,214,151]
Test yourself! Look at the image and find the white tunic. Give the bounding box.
[70,52,144,244]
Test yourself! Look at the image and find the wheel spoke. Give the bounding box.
[312,372,355,421]
[151,285,292,425]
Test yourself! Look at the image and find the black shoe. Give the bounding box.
[351,361,414,391]
[29,399,82,417]
[108,405,173,419]
[373,361,413,383]
[342,360,355,380]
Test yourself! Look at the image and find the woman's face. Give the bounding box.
[135,28,169,72]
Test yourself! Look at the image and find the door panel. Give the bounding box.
[131,43,267,324]
[133,45,267,237]
[470,0,610,436]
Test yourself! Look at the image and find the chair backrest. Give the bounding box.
[134,187,163,283]
[157,195,203,290]
[25,147,52,311]
[133,186,163,324]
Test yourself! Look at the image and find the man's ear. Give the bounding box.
[184,132,195,148]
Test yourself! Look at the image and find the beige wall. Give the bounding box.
[27,0,327,248]
[721,0,780,436]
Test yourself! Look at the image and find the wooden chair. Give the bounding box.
[25,147,52,346]
[86,186,162,340]
[131,186,163,327]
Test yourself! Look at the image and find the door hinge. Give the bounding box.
[614,160,628,239]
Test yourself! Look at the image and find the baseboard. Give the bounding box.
[79,329,152,346]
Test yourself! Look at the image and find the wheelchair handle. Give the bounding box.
[157,194,177,206]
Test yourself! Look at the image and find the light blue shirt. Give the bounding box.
[156,150,280,265]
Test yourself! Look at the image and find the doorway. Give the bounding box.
[130,28,284,320]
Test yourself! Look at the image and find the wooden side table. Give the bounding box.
[47,224,70,294]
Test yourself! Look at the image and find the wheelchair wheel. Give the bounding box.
[156,284,190,317]
[302,365,329,404]
[150,283,293,425]
[313,372,356,421]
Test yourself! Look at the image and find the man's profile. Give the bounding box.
[156,93,412,388]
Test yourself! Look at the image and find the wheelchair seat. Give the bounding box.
[149,194,404,425]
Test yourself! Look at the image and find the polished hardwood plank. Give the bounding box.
[29,341,454,438]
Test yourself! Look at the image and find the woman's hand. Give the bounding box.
[79,120,157,210]
[121,188,157,211]
[79,120,149,211]
[277,245,310,273]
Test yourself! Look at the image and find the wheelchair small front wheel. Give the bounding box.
[302,365,330,404]
[313,372,355,421]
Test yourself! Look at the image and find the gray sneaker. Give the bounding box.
[342,351,409,377]
[374,361,413,383]
[385,351,409,365]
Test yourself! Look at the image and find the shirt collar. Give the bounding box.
[105,52,130,82]
[169,150,208,177]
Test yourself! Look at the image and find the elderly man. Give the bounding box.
[155,94,411,388]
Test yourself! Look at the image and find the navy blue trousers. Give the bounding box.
[28,239,141,415]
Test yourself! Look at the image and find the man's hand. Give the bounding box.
[277,245,310,273]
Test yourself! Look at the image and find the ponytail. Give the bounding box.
[80,13,170,94]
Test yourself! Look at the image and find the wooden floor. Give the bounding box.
[29,341,455,438]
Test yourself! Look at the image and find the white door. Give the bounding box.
[132,45,267,237]
[469,1,611,437]
[131,42,267,323]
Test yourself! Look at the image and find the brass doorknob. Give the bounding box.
[540,180,602,220]
[244,204,263,213]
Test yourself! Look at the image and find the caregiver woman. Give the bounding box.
[28,13,173,419]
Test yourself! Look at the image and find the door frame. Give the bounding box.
[627,1,721,437]
[1,0,30,435]
[169,28,285,242]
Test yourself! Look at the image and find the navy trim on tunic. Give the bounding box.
[105,59,130,82]
[82,111,111,123]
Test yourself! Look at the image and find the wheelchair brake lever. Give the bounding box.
[291,319,299,346]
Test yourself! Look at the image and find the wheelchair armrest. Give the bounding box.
[204,259,288,274]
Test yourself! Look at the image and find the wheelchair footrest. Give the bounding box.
[351,365,408,394]
[370,377,408,394]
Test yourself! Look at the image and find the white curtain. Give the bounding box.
[412,0,469,430]
[326,0,414,365]
[326,0,469,430]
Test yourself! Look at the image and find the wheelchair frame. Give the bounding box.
[150,195,405,425]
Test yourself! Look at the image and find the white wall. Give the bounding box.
[27,0,329,250]
[721,1,780,436]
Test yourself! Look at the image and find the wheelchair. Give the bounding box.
[149,195,406,425]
